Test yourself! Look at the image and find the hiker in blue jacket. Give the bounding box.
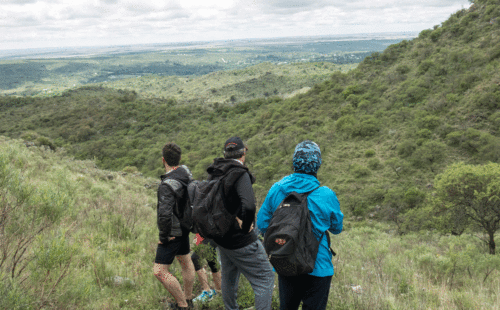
[257,140,344,310]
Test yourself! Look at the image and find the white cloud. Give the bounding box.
[0,0,471,50]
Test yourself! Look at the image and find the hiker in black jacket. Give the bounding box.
[153,143,196,310]
[208,137,274,310]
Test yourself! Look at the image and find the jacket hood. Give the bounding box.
[207,158,255,182]
[277,173,320,195]
[160,165,192,186]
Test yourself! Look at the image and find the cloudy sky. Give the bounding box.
[1,0,471,51]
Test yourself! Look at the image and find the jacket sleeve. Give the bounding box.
[157,183,177,239]
[234,172,256,233]
[256,183,280,235]
[328,194,344,235]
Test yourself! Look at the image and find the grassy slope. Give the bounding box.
[1,137,499,310]
[102,61,355,104]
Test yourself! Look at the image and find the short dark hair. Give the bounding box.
[162,143,181,166]
[224,148,246,159]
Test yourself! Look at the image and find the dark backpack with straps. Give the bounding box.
[263,187,336,276]
[189,176,236,239]
[164,178,193,232]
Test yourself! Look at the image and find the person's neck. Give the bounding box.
[165,165,179,174]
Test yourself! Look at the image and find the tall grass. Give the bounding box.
[0,137,498,309]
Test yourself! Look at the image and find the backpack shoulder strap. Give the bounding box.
[162,179,183,198]
[304,186,337,257]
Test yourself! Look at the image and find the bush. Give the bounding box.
[352,116,380,137]
[368,158,382,170]
[364,149,376,157]
[350,163,371,178]
[397,140,417,158]
[430,28,443,42]
[417,129,433,139]
[36,136,56,150]
[20,131,40,141]
[416,115,441,130]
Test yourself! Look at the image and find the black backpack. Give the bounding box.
[263,187,336,276]
[165,179,193,232]
[190,176,236,239]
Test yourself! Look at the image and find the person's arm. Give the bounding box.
[256,183,280,235]
[328,194,344,235]
[157,183,177,240]
[234,172,256,233]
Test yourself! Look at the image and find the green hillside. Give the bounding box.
[1,1,500,307]
[101,61,354,104]
[1,136,499,309]
[1,0,500,215]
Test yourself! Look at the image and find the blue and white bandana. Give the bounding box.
[292,140,322,174]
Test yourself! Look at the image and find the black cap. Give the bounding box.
[224,136,245,152]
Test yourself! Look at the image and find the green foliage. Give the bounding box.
[350,163,371,178]
[364,149,376,157]
[367,157,382,170]
[397,140,417,158]
[1,3,500,307]
[433,162,500,254]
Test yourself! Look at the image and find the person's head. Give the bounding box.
[223,136,247,160]
[293,140,322,175]
[162,143,181,167]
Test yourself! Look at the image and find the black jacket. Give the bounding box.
[207,158,257,250]
[157,166,192,243]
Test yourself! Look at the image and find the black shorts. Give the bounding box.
[155,234,190,265]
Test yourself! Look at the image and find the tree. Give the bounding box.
[434,162,500,254]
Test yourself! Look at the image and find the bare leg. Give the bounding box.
[153,263,188,307]
[212,271,222,291]
[176,254,195,300]
[196,268,211,292]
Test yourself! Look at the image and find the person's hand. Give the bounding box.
[169,237,176,241]
[236,217,254,232]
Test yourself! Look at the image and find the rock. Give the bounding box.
[351,285,363,294]
[111,276,135,286]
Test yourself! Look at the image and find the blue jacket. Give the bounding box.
[257,173,343,277]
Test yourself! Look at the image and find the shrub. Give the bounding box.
[368,158,381,170]
[36,136,56,150]
[396,65,411,74]
[397,140,417,158]
[122,166,139,174]
[350,163,371,178]
[430,28,443,42]
[20,131,40,141]
[364,149,376,157]
[446,131,464,146]
[417,60,433,75]
[352,116,380,137]
[335,115,356,135]
[416,115,441,130]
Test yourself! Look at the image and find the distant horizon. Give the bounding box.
[1,0,469,52]
[0,31,419,59]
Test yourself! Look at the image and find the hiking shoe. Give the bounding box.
[209,289,217,298]
[193,290,212,302]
